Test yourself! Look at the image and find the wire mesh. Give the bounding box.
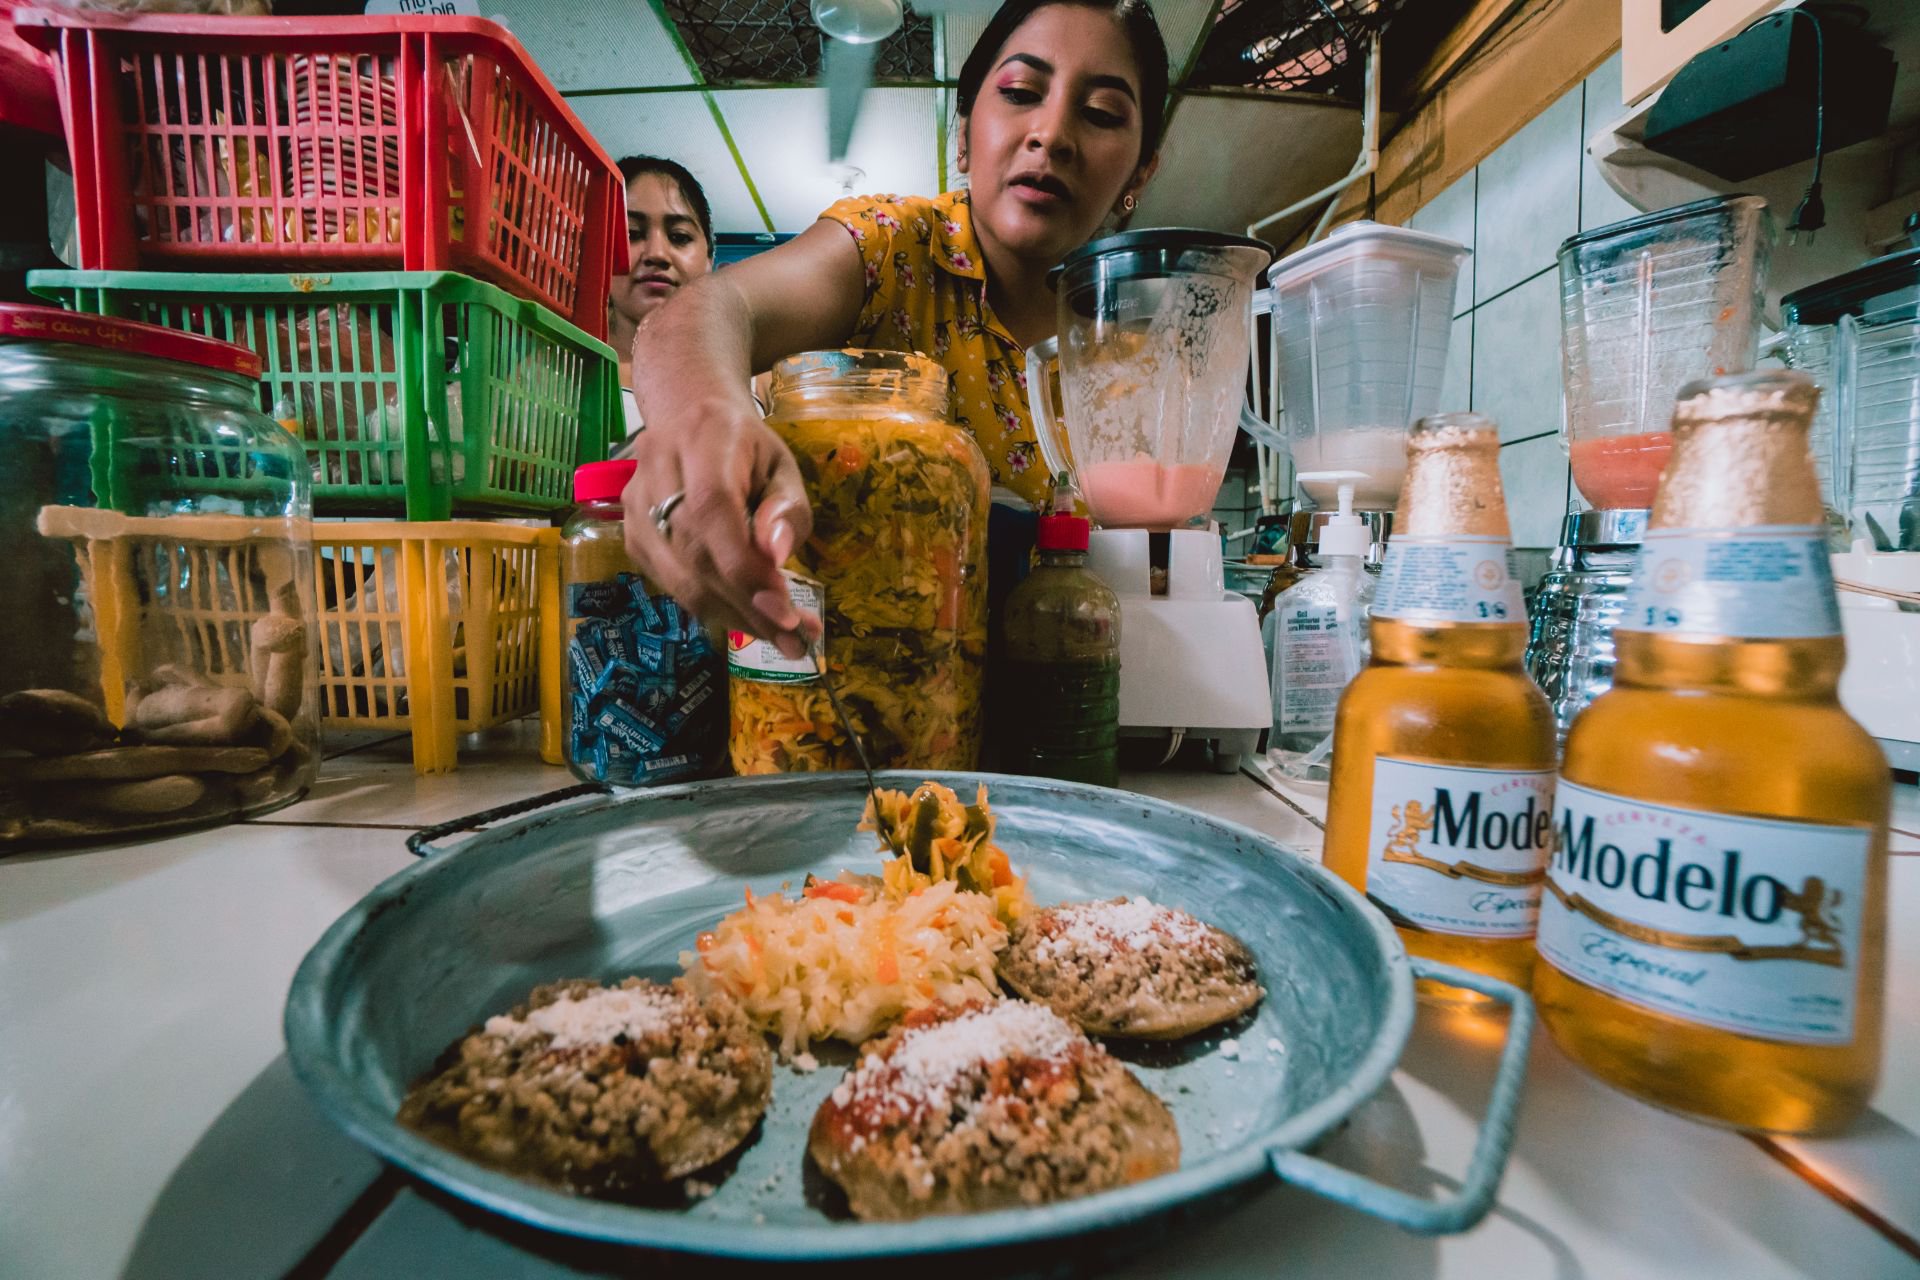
[657,0,935,85]
[1191,0,1402,95]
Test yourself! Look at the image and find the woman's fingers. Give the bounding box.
[679,443,814,657]
[618,453,750,635]
[751,441,815,568]
[617,411,815,657]
[746,446,821,657]
[628,521,759,641]
[618,437,679,574]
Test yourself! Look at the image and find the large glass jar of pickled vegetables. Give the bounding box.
[729,349,989,774]
[0,305,318,846]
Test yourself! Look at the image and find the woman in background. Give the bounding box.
[620,0,1167,655]
[610,155,715,440]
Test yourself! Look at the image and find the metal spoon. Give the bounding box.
[812,648,908,863]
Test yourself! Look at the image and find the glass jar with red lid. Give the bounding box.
[0,304,318,845]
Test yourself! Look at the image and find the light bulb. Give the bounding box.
[812,0,902,44]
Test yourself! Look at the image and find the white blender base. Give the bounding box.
[1085,527,1271,771]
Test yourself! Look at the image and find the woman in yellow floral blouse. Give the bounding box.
[620,0,1167,655]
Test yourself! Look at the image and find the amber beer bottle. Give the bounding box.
[1323,414,1558,998]
[1535,371,1889,1135]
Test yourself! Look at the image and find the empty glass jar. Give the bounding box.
[0,305,318,845]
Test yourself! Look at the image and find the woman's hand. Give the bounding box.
[620,389,815,659]
[616,221,867,656]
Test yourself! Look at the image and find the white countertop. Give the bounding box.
[2,725,1916,1279]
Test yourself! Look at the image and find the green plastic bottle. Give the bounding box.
[1000,513,1121,786]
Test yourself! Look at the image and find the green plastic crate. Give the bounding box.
[31,270,617,521]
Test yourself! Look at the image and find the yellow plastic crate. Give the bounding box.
[36,505,318,731]
[43,508,561,773]
[313,521,562,772]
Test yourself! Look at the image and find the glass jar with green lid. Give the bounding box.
[729,349,990,774]
[0,305,318,845]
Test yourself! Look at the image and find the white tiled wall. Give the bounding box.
[1471,270,1562,443]
[1580,54,1642,234]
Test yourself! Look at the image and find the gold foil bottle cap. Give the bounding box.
[1394,412,1513,539]
[1652,370,1824,530]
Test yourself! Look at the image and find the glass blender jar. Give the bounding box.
[1558,195,1773,510]
[1781,246,1920,764]
[1526,196,1774,751]
[1025,228,1274,770]
[1782,245,1920,546]
[1029,229,1274,531]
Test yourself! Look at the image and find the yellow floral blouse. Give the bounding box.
[822,190,1048,507]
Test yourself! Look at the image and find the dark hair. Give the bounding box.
[954,0,1169,167]
[617,155,715,259]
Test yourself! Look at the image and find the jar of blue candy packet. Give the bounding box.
[561,460,726,786]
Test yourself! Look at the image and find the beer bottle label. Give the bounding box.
[727,571,826,684]
[1364,758,1556,938]
[1539,779,1871,1044]
[1617,525,1841,639]
[1372,535,1525,625]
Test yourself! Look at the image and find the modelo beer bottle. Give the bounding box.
[1323,413,1558,1000]
[1535,370,1889,1135]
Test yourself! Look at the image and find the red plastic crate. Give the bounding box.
[16,9,623,339]
[0,1,60,136]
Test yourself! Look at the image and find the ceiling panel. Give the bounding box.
[713,87,941,232]
[936,0,1218,85]
[939,10,992,80]
[488,0,695,92]
[1156,0,1222,81]
[1130,92,1363,240]
[567,91,770,232]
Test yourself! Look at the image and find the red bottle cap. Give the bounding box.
[1036,514,1091,552]
[574,459,637,503]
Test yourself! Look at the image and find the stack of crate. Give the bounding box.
[21,8,624,771]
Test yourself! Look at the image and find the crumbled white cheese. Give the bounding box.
[832,1002,1081,1121]
[1218,1037,1241,1060]
[484,985,678,1049]
[792,1051,820,1073]
[1032,897,1215,962]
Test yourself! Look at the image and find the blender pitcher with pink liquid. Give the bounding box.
[1524,196,1774,750]
[1558,195,1774,509]
[1023,228,1276,771]
[1026,229,1273,530]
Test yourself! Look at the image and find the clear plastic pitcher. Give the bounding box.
[1266,221,1469,510]
[1783,246,1920,549]
[1026,229,1273,530]
[1558,195,1773,510]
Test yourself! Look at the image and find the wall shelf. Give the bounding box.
[1590,0,1919,310]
